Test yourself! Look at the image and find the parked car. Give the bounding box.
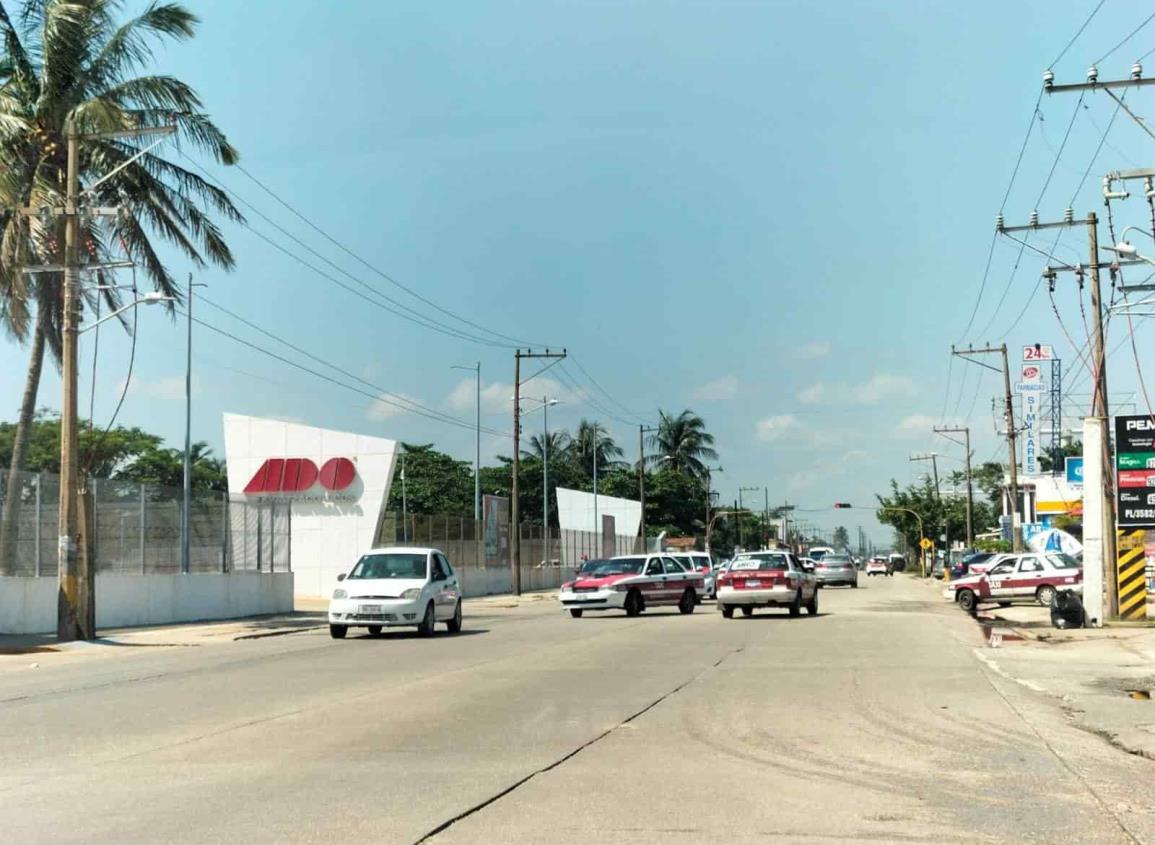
[865,556,891,576]
[559,554,704,617]
[887,553,907,573]
[672,551,717,599]
[328,546,462,638]
[944,552,1083,612]
[716,551,818,618]
[954,551,996,578]
[813,553,858,588]
[573,557,608,578]
[808,546,835,562]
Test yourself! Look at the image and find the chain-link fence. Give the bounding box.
[0,469,290,576]
[376,511,641,592]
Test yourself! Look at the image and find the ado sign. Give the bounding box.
[244,457,356,494]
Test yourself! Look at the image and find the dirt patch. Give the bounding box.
[0,645,59,655]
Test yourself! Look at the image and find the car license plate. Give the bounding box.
[746,579,761,588]
[360,604,382,614]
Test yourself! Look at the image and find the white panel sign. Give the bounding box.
[1023,344,1054,361]
[1022,390,1041,475]
[223,413,398,598]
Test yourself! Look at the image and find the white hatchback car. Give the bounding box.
[328,547,462,639]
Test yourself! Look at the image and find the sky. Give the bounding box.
[4,0,1155,546]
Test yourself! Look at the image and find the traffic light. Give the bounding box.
[834,502,853,509]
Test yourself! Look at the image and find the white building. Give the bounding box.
[222,413,398,598]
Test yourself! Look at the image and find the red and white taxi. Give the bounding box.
[715,551,818,618]
[944,552,1082,612]
[865,556,891,577]
[559,554,704,618]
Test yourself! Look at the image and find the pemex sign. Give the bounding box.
[243,457,357,498]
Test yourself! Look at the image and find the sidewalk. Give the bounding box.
[926,581,1155,761]
[0,589,558,659]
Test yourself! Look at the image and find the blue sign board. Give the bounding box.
[1065,456,1084,486]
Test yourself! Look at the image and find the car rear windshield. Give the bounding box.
[824,555,851,564]
[731,554,789,571]
[595,558,644,575]
[1046,554,1081,570]
[348,553,426,579]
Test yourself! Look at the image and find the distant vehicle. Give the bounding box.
[672,552,717,598]
[573,558,608,578]
[944,553,1083,612]
[559,554,703,617]
[955,551,996,577]
[813,553,858,588]
[328,546,462,639]
[887,553,907,572]
[716,551,818,618]
[931,555,946,579]
[808,546,835,561]
[865,556,891,577]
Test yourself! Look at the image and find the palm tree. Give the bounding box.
[570,419,623,478]
[0,0,241,557]
[646,409,718,480]
[521,430,571,462]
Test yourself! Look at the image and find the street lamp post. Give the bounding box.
[522,397,559,563]
[181,277,207,576]
[738,486,760,550]
[703,466,723,552]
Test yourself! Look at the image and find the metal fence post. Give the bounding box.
[33,472,42,577]
[221,493,228,573]
[139,484,146,574]
[256,504,263,572]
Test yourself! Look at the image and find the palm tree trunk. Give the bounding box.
[0,312,48,574]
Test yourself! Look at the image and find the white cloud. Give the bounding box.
[797,383,825,405]
[786,470,822,491]
[852,373,915,405]
[756,414,801,442]
[366,392,421,421]
[842,449,871,463]
[122,374,195,401]
[446,376,574,416]
[693,375,739,402]
[797,341,831,360]
[897,413,938,434]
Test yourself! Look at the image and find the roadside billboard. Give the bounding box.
[1114,415,1155,527]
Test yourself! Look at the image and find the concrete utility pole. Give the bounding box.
[511,349,566,595]
[935,425,974,547]
[997,209,1120,608]
[451,362,482,523]
[952,344,1021,551]
[703,466,723,552]
[57,119,86,640]
[17,121,176,641]
[909,453,940,499]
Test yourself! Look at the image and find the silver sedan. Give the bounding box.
[813,554,858,588]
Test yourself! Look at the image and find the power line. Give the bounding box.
[177,152,514,349]
[195,294,483,429]
[178,307,508,438]
[229,160,552,349]
[566,354,643,423]
[1051,0,1108,69]
[1096,9,1155,65]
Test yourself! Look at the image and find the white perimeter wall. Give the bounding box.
[223,413,397,599]
[555,487,641,537]
[0,573,294,635]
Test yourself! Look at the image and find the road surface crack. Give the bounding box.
[413,644,745,843]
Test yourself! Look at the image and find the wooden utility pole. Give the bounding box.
[638,424,657,551]
[935,425,974,548]
[511,348,566,595]
[996,209,1121,612]
[951,344,1021,551]
[1087,212,1119,617]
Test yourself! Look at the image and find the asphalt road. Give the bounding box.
[3,576,1155,844]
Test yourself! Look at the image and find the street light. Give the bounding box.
[705,509,749,554]
[703,466,723,552]
[521,397,559,563]
[78,291,172,334]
